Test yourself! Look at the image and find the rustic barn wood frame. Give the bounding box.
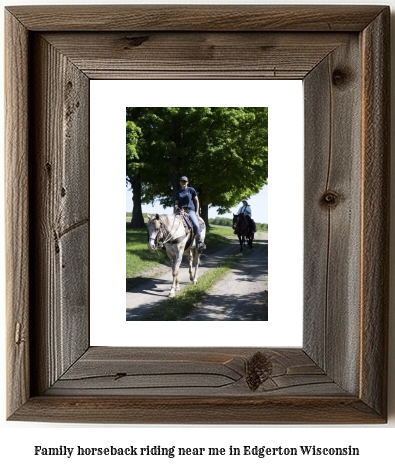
[5,5,389,424]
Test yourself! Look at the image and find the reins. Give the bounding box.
[148,214,189,248]
[161,216,184,246]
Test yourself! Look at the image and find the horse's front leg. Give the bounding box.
[239,235,243,253]
[192,248,200,285]
[249,233,254,249]
[169,248,183,297]
[189,250,194,282]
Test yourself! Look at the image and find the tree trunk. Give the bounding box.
[130,173,145,228]
[171,171,179,202]
[200,203,209,228]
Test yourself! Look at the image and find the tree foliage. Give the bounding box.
[126,120,141,183]
[126,107,268,225]
[126,118,145,227]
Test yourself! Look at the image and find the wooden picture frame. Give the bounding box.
[5,5,389,424]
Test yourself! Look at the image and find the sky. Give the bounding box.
[126,183,269,224]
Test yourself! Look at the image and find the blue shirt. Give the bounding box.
[175,187,197,211]
[237,205,251,217]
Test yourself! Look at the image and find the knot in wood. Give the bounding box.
[321,190,339,207]
[332,68,348,87]
[124,35,149,48]
[246,351,273,391]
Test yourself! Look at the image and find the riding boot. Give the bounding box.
[196,234,206,252]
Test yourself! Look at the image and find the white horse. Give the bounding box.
[147,212,206,297]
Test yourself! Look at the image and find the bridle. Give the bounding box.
[148,218,166,249]
[148,215,182,249]
[233,213,247,231]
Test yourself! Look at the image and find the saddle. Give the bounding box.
[175,210,206,251]
[176,210,205,235]
[181,212,193,230]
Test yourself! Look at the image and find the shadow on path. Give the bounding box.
[185,242,268,321]
[184,290,268,321]
[126,233,268,321]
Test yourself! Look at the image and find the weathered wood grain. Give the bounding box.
[360,9,390,418]
[325,38,362,394]
[5,10,30,418]
[9,396,384,424]
[30,34,90,395]
[303,56,332,370]
[46,348,345,397]
[59,225,89,367]
[5,5,386,32]
[9,349,381,423]
[5,5,389,424]
[304,35,362,395]
[42,32,351,80]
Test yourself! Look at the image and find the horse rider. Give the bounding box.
[237,199,256,233]
[174,176,205,251]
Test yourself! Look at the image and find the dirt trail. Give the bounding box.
[126,238,241,320]
[126,233,268,321]
[185,233,268,321]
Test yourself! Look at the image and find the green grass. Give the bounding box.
[205,224,236,251]
[126,222,236,285]
[126,225,168,281]
[139,252,243,321]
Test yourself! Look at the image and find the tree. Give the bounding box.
[126,120,145,227]
[126,107,268,226]
[187,107,268,222]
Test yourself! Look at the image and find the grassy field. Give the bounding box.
[126,221,236,282]
[126,224,168,279]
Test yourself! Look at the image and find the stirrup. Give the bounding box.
[198,242,206,252]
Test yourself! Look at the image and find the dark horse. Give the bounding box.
[233,213,254,252]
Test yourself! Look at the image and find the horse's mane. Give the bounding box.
[160,214,171,223]
[148,213,172,223]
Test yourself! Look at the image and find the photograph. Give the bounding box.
[126,107,268,321]
[90,79,302,348]
[2,2,392,457]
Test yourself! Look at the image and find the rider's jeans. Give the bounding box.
[187,209,201,236]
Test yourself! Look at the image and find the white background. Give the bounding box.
[90,80,303,347]
[1,0,394,468]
